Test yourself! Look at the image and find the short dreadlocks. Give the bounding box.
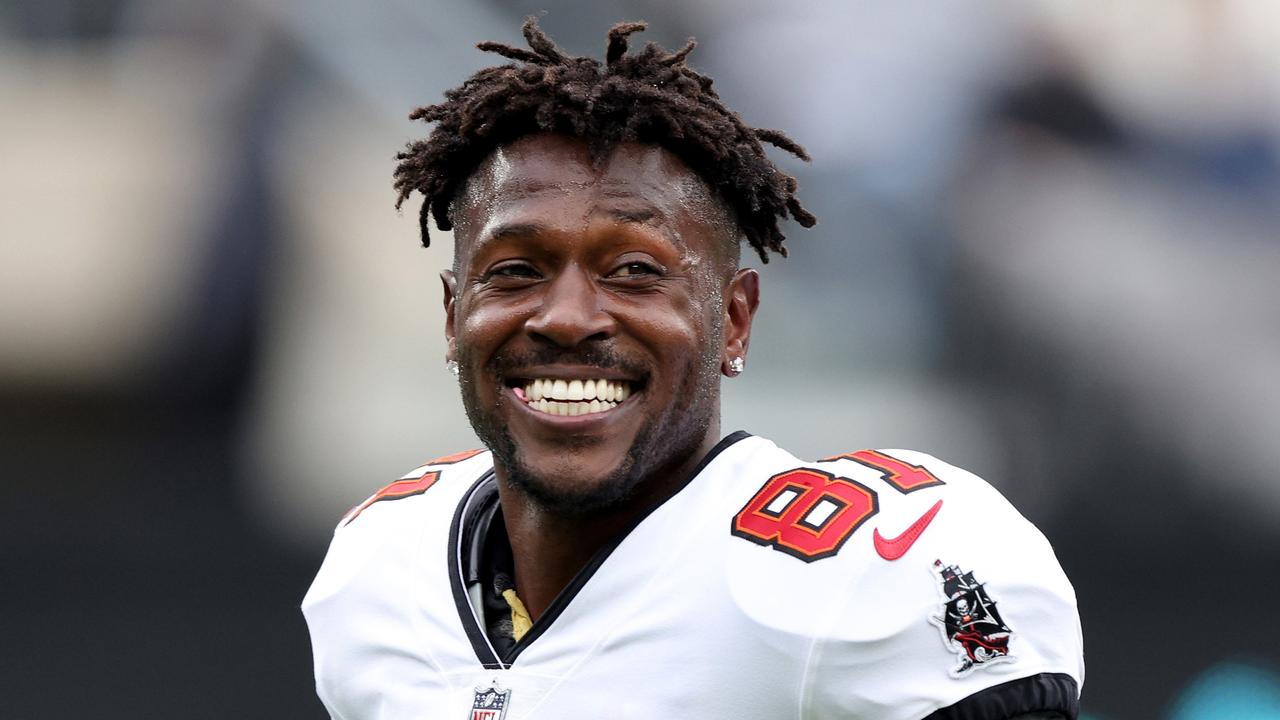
[393,18,815,263]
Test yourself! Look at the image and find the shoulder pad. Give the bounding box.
[339,448,489,528]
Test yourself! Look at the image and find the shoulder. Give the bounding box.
[724,443,1045,567]
[338,448,492,529]
[719,440,1083,719]
[302,450,492,710]
[302,448,492,611]
[812,446,1079,629]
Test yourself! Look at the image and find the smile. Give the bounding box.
[512,378,634,417]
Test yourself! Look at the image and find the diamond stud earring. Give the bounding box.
[727,356,745,376]
[446,359,459,377]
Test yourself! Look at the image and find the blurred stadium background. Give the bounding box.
[3,1,1279,718]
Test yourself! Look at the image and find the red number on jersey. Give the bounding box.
[824,449,944,494]
[340,449,481,526]
[426,448,484,465]
[342,470,441,526]
[732,468,879,562]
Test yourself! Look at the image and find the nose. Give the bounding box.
[525,266,616,347]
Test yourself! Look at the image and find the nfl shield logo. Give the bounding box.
[470,682,511,720]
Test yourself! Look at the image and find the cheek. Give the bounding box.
[679,259,728,339]
[623,295,720,363]
[673,281,725,346]
[455,300,526,355]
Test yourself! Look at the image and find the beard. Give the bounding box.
[457,342,721,517]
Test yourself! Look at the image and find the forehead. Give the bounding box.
[453,134,732,260]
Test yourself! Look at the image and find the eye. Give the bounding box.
[609,261,662,278]
[484,261,540,282]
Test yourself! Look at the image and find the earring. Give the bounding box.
[446,359,459,377]
[727,356,745,376]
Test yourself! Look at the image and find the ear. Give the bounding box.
[441,270,458,364]
[722,268,760,376]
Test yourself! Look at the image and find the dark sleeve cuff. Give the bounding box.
[923,672,1079,720]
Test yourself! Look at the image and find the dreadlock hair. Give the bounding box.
[392,17,815,263]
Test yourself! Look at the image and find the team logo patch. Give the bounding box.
[470,681,511,720]
[929,560,1015,677]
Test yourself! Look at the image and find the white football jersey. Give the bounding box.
[303,433,1084,719]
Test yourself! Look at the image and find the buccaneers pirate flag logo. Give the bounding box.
[930,560,1015,677]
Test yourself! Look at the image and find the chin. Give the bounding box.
[464,381,665,516]
[460,353,719,516]
[505,440,650,517]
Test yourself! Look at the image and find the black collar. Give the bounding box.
[448,431,753,668]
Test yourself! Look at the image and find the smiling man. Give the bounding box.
[303,19,1084,720]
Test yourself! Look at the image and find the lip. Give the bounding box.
[505,384,637,429]
[502,365,642,384]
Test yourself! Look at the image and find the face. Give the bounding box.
[442,134,759,515]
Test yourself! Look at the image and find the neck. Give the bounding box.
[495,428,722,621]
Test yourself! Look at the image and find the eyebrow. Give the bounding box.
[483,207,666,242]
[487,222,545,241]
[605,206,659,225]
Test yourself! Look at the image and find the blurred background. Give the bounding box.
[3,1,1279,718]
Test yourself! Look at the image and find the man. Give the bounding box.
[303,19,1083,719]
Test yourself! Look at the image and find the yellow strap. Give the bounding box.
[501,588,533,642]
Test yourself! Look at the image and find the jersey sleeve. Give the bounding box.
[801,451,1084,720]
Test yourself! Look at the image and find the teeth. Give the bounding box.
[518,380,627,415]
[519,377,633,415]
[524,378,632,403]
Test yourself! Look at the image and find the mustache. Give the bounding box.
[487,346,648,378]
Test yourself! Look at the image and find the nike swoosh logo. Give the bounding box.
[873,499,943,561]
